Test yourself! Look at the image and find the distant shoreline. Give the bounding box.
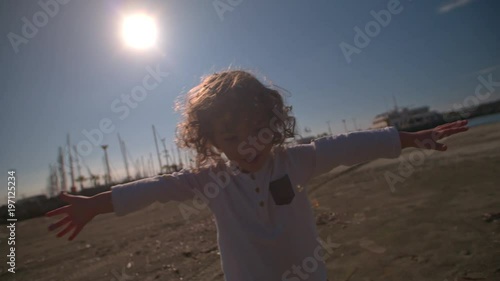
[467,112,500,127]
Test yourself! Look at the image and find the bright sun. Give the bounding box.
[122,14,157,50]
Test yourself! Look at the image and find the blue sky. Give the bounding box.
[1,0,499,198]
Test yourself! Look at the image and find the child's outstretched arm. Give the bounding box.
[46,169,212,241]
[286,120,469,181]
[45,191,113,241]
[398,120,468,150]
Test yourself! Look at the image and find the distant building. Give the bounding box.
[371,106,443,132]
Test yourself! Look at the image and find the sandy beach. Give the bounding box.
[2,122,499,281]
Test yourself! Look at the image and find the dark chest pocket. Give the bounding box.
[269,174,295,205]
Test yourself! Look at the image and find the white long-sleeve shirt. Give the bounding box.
[111,127,402,281]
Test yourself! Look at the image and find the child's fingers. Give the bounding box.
[48,216,71,231]
[68,225,83,241]
[438,126,469,139]
[57,222,75,238]
[436,119,468,130]
[434,142,447,151]
[45,206,69,217]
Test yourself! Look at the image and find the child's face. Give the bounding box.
[211,113,274,173]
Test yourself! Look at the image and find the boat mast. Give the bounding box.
[326,120,333,136]
[152,125,163,174]
[72,145,85,190]
[101,145,112,185]
[177,145,183,169]
[67,134,76,191]
[342,119,348,133]
[392,95,398,111]
[141,155,146,177]
[160,138,170,173]
[57,146,67,192]
[170,144,176,167]
[117,133,131,181]
[149,152,155,176]
[48,164,59,197]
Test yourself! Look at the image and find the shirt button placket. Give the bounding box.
[250,173,264,207]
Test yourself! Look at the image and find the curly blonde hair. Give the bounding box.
[175,69,296,170]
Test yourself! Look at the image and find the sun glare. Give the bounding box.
[122,14,157,50]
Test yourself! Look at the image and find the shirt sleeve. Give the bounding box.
[110,168,208,216]
[286,126,402,183]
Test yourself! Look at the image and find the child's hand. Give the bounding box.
[399,120,469,151]
[45,192,97,241]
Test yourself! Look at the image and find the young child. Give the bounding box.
[46,70,468,281]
